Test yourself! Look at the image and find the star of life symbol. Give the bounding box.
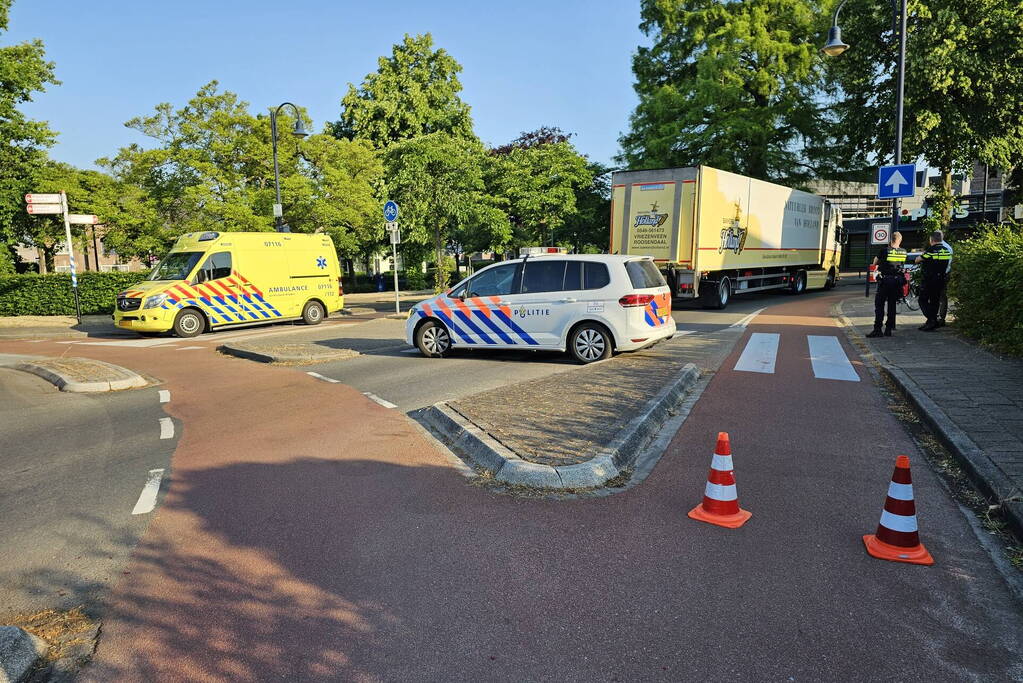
[316,256,327,269]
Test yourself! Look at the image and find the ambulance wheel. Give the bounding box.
[173,309,205,338]
[302,300,325,325]
[416,320,451,358]
[569,322,612,364]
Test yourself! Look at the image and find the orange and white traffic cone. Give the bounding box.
[688,432,751,529]
[863,455,934,565]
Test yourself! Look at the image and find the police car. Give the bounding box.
[406,252,676,363]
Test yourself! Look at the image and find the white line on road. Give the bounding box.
[729,308,767,329]
[131,468,165,515]
[176,346,204,351]
[807,335,860,382]
[733,332,780,374]
[159,417,174,439]
[307,371,341,384]
[363,392,398,409]
[158,389,170,403]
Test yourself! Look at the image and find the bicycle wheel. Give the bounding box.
[905,295,919,311]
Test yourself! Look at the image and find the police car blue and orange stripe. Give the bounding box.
[415,296,539,346]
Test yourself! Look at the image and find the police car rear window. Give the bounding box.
[583,262,610,290]
[626,260,666,289]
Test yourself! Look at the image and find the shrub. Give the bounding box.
[0,272,148,316]
[947,222,1023,355]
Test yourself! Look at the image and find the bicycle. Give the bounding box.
[896,273,920,313]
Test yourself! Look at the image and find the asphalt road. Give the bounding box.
[1,285,1019,680]
[0,367,177,616]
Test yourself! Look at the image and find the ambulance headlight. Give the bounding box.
[143,293,170,309]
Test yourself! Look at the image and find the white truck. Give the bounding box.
[610,166,846,308]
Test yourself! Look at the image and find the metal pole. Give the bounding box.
[61,191,82,324]
[270,108,284,232]
[91,224,101,270]
[982,163,989,218]
[890,0,907,241]
[392,241,400,314]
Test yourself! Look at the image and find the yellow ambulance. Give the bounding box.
[113,231,344,337]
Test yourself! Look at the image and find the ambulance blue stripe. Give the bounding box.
[216,296,259,321]
[472,311,517,345]
[433,309,475,344]
[254,294,283,317]
[200,297,241,323]
[452,310,496,345]
[493,310,539,345]
[242,294,272,319]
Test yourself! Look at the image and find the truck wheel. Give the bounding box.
[302,300,325,325]
[712,278,731,310]
[824,268,837,290]
[416,320,451,358]
[789,271,807,295]
[568,323,612,364]
[173,309,205,338]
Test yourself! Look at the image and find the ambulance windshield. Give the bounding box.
[148,251,203,281]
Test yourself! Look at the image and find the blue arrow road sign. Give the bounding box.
[383,201,399,222]
[877,164,916,199]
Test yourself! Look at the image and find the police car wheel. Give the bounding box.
[416,320,451,358]
[302,300,325,325]
[569,323,612,364]
[173,309,205,338]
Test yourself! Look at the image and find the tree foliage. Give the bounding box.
[619,0,833,184]
[0,0,58,274]
[384,133,510,291]
[100,82,383,261]
[332,33,475,147]
[825,0,1023,222]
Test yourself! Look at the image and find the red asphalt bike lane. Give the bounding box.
[2,291,1021,681]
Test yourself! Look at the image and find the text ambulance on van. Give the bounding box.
[113,231,344,337]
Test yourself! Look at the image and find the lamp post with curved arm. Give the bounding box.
[823,0,908,256]
[269,102,309,233]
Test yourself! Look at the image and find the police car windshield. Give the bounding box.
[148,251,203,281]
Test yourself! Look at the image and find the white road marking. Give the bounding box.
[807,335,860,382]
[307,371,341,384]
[363,392,398,409]
[159,417,174,439]
[131,468,165,515]
[176,346,204,350]
[56,338,177,348]
[25,339,47,343]
[733,332,780,374]
[158,390,170,403]
[729,308,767,329]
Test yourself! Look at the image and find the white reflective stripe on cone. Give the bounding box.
[880,510,918,533]
[704,482,737,501]
[711,454,733,471]
[887,482,914,501]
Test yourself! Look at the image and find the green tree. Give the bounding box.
[101,82,383,260]
[332,33,474,147]
[0,0,58,274]
[384,133,510,291]
[619,0,833,184]
[825,0,1023,223]
[489,135,594,249]
[556,163,613,254]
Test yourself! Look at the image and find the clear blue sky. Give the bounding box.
[7,0,647,170]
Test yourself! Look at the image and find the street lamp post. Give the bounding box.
[269,102,309,233]
[823,0,908,267]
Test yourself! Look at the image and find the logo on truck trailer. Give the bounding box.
[634,202,669,228]
[719,205,748,255]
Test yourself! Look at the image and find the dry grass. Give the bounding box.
[7,606,99,663]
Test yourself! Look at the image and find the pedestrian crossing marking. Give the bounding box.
[807,335,860,382]
[733,333,780,374]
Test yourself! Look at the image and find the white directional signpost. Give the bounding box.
[877,164,915,200]
[383,201,401,314]
[24,191,94,323]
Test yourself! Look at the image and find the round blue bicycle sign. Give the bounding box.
[383,201,398,222]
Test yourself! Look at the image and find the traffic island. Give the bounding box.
[0,626,47,683]
[415,330,739,492]
[8,357,149,392]
[219,341,361,365]
[838,297,1023,540]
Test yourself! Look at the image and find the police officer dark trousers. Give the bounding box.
[915,230,952,331]
[867,231,906,338]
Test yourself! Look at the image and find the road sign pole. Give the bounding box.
[392,241,400,314]
[890,0,907,245]
[60,191,82,325]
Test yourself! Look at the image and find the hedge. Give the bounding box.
[947,222,1023,355]
[0,272,148,316]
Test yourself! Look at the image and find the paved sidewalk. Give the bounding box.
[841,295,1023,535]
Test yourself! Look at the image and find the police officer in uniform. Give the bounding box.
[915,230,953,331]
[867,231,906,338]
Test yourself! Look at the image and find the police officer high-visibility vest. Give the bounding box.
[877,246,907,277]
[919,244,952,280]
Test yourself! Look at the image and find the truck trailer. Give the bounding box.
[610,166,846,309]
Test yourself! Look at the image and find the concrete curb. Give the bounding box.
[834,302,1023,540]
[0,625,47,683]
[13,359,148,393]
[218,343,358,365]
[418,362,701,491]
